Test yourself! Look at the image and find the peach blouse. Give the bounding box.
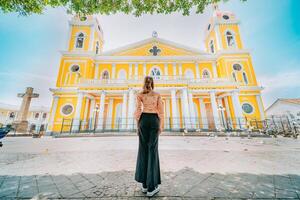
[134,91,164,129]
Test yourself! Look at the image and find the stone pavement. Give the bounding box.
[1,136,300,199]
[1,169,300,199]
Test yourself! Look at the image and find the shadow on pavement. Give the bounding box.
[0,167,300,199]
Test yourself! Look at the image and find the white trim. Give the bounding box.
[101,37,206,56]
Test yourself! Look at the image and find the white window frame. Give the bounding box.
[225,30,236,48]
[101,69,110,80]
[202,69,211,79]
[75,32,85,49]
[149,66,162,79]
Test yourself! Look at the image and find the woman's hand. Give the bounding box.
[158,127,163,134]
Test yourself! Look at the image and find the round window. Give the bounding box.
[233,64,242,71]
[242,103,254,114]
[223,15,230,20]
[71,65,80,72]
[61,105,73,116]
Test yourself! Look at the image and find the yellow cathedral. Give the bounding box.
[47,6,265,133]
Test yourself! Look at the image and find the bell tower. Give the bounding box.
[204,4,244,53]
[66,15,104,54]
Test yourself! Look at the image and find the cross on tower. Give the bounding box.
[149,46,161,56]
[17,87,39,122]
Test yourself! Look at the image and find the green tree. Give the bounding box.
[0,0,246,16]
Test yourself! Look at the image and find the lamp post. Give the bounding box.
[93,105,100,133]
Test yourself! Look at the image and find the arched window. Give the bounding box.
[34,113,39,119]
[184,69,194,79]
[42,113,47,119]
[76,33,85,48]
[117,69,126,80]
[96,41,99,54]
[243,72,248,84]
[202,69,210,79]
[102,70,109,79]
[226,31,235,47]
[150,67,161,79]
[209,40,215,53]
[232,72,237,82]
[9,112,15,119]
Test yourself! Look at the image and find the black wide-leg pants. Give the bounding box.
[135,113,161,191]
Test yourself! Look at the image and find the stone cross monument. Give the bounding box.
[13,87,39,133]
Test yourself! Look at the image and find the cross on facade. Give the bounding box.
[17,87,39,121]
[149,46,161,56]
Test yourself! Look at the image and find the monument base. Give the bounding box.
[12,121,29,133]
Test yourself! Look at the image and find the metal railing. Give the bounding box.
[58,115,300,138]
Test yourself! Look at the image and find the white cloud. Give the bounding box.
[259,69,300,94]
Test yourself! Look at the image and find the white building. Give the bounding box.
[0,102,50,132]
[265,98,300,121]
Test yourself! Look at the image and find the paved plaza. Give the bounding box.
[0,135,300,199]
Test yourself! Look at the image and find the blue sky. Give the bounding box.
[0,0,299,109]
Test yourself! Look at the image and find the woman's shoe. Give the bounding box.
[146,186,160,197]
[141,183,147,193]
[141,186,147,193]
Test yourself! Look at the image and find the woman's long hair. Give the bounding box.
[142,76,154,94]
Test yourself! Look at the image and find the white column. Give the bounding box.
[188,91,196,128]
[143,63,147,76]
[83,97,90,127]
[212,61,218,78]
[112,63,116,79]
[129,63,132,79]
[135,63,138,80]
[171,89,179,129]
[73,92,84,131]
[173,63,177,78]
[107,98,114,129]
[256,94,265,120]
[47,95,59,132]
[231,90,246,129]
[209,91,221,130]
[198,98,208,129]
[127,89,135,129]
[215,25,222,50]
[217,98,226,128]
[88,98,95,130]
[179,63,183,76]
[164,63,168,80]
[97,91,106,130]
[65,25,72,50]
[121,91,128,129]
[165,98,170,129]
[195,62,200,79]
[89,25,95,51]
[224,96,232,126]
[94,64,99,79]
[181,88,191,129]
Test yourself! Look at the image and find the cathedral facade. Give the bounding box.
[47,7,265,133]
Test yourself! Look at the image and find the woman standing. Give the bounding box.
[134,76,164,197]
